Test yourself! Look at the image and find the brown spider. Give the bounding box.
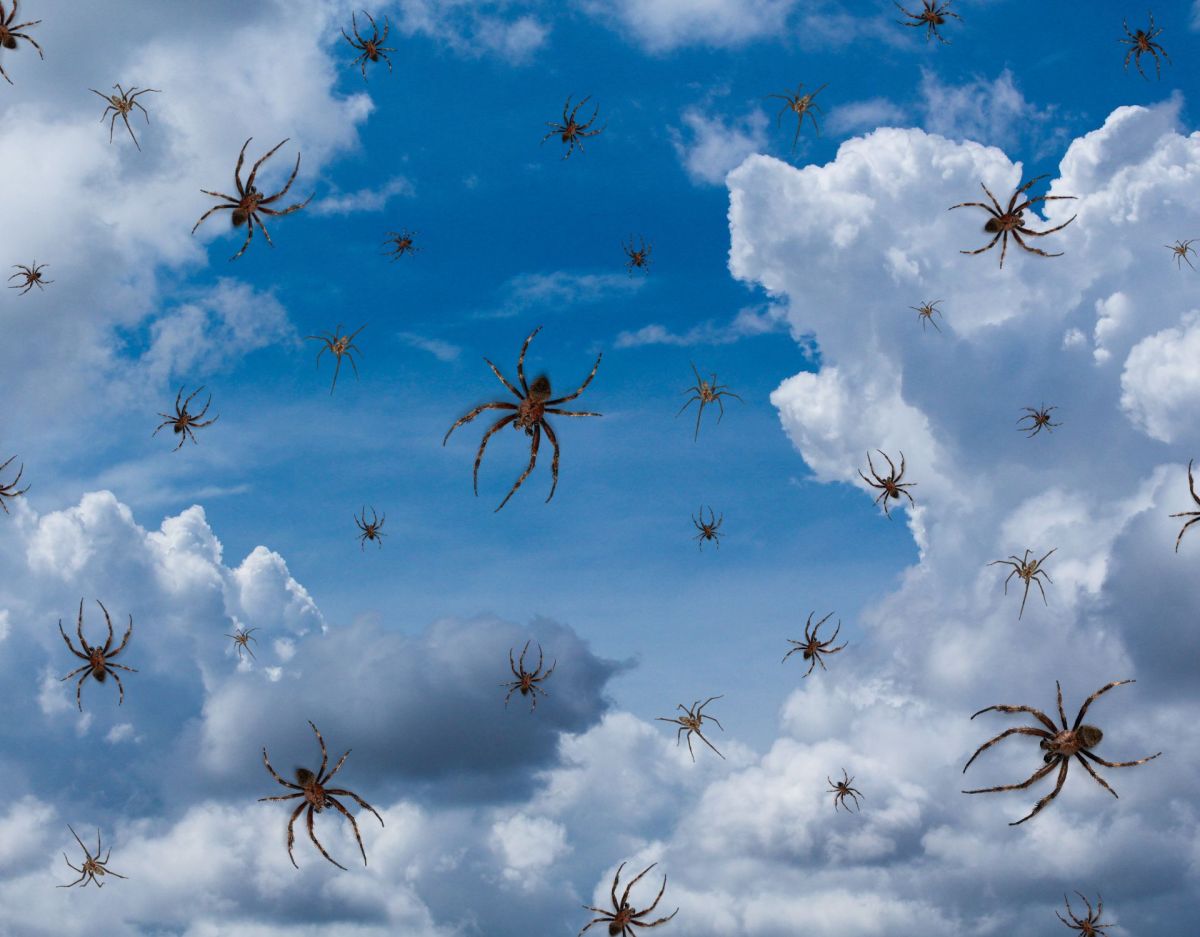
[500,639,556,711]
[8,261,51,294]
[382,229,419,261]
[342,10,394,80]
[989,547,1056,620]
[307,323,366,395]
[623,236,651,275]
[894,1,960,43]
[443,326,602,512]
[1120,12,1170,80]
[911,299,943,333]
[827,768,864,812]
[58,599,138,711]
[858,449,917,518]
[0,1,43,85]
[259,720,384,870]
[58,826,127,888]
[1166,239,1197,270]
[89,84,159,150]
[0,453,29,513]
[579,861,678,937]
[949,175,1077,269]
[354,505,385,550]
[691,505,723,550]
[766,82,827,152]
[1169,458,1200,552]
[192,137,313,261]
[153,385,219,451]
[782,611,847,677]
[656,695,725,761]
[962,679,1161,826]
[1017,405,1061,437]
[677,363,743,441]
[542,95,605,159]
[1057,892,1113,936]
[225,625,260,661]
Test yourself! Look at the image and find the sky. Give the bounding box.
[0,0,1198,934]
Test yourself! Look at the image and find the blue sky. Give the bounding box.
[1,1,1199,934]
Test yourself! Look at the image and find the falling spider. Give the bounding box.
[782,611,847,677]
[542,95,605,159]
[894,1,960,44]
[153,385,219,451]
[678,362,742,441]
[1119,12,1170,80]
[827,768,864,812]
[691,505,723,550]
[1017,405,1061,437]
[307,322,366,395]
[354,506,385,550]
[858,449,916,518]
[1057,892,1113,937]
[8,261,51,294]
[0,453,29,513]
[623,236,651,274]
[382,229,419,261]
[989,547,1055,620]
[225,625,260,661]
[58,826,127,888]
[579,861,678,937]
[1170,458,1200,552]
[1166,239,1197,270]
[500,639,556,711]
[949,174,1077,268]
[342,10,395,80]
[656,695,725,761]
[911,299,943,333]
[766,82,826,152]
[0,1,43,85]
[58,599,138,711]
[89,84,160,150]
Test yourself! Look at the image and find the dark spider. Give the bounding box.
[89,83,159,150]
[1057,892,1113,937]
[623,236,651,274]
[827,768,864,812]
[0,1,43,85]
[354,506,385,550]
[225,626,260,661]
[894,1,960,43]
[579,861,678,937]
[911,299,943,333]
[342,10,394,80]
[542,95,605,159]
[782,611,847,677]
[1119,12,1170,80]
[0,453,29,513]
[989,547,1056,620]
[8,261,51,294]
[858,449,917,518]
[691,505,723,550]
[58,826,127,888]
[1166,239,1197,270]
[153,385,219,451]
[1170,458,1200,552]
[58,599,138,711]
[949,175,1077,268]
[307,323,366,395]
[656,695,725,761]
[678,362,742,441]
[766,82,826,152]
[500,639,556,711]
[382,229,419,261]
[1017,405,1061,437]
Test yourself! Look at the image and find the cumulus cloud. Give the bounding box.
[1119,309,1200,443]
[671,105,770,186]
[918,67,1062,155]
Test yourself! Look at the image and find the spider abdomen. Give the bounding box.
[231,209,249,227]
[2,36,16,50]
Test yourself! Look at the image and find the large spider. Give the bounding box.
[0,453,29,513]
[382,229,419,261]
[677,363,742,441]
[912,299,943,333]
[691,506,723,550]
[656,695,725,762]
[858,449,916,518]
[8,261,51,294]
[153,385,219,451]
[0,1,43,85]
[89,84,159,150]
[1017,405,1061,437]
[192,137,313,261]
[58,826,127,888]
[354,505,385,550]
[443,326,602,512]
[827,768,864,812]
[579,861,678,937]
[989,547,1056,620]
[342,10,394,80]
[542,95,605,159]
[58,599,138,711]
[307,323,366,395]
[225,625,260,661]
[1057,892,1112,936]
[623,236,651,275]
[500,639,556,711]
[1119,12,1170,80]
[894,1,960,43]
[766,82,827,152]
[1166,239,1197,271]
[962,679,1161,826]
[259,720,384,870]
[950,175,1078,268]
[782,611,847,676]
[1170,458,1200,552]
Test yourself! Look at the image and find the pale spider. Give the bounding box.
[782,611,847,677]
[0,453,29,513]
[1166,239,1197,270]
[542,95,605,159]
[656,695,725,761]
[443,326,602,512]
[1120,12,1170,79]
[949,175,1077,268]
[382,229,419,261]
[912,299,943,333]
[894,1,960,43]
[766,82,827,151]
[1058,892,1113,936]
[962,679,1161,826]
[691,506,723,550]
[354,506,385,550]
[58,826,127,888]
[858,449,916,518]
[579,861,678,937]
[225,626,260,661]
[259,720,384,870]
[1017,405,1061,437]
[153,386,219,451]
[89,84,159,150]
[827,768,864,812]
[58,599,138,711]
[307,323,366,394]
[500,639,556,711]
[8,261,51,294]
[192,137,313,261]
[0,1,43,85]
[342,10,394,80]
[678,362,742,441]
[1169,458,1200,552]
[989,547,1056,620]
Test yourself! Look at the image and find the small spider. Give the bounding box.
[0,453,29,513]
[858,449,917,518]
[354,505,385,550]
[579,861,678,937]
[58,599,138,711]
[542,95,605,159]
[623,236,651,275]
[894,1,960,43]
[500,639,556,711]
[1057,892,1113,937]
[307,323,365,395]
[225,625,260,661]
[949,175,1078,268]
[677,363,742,441]
[342,10,394,80]
[153,386,219,451]
[57,826,127,888]
[827,768,864,812]
[782,611,847,677]
[656,695,725,761]
[1017,405,1061,437]
[1165,239,1197,270]
[382,229,419,261]
[0,1,43,85]
[89,83,159,150]
[1169,458,1200,552]
[259,720,385,870]
[911,299,943,333]
[691,505,723,550]
[8,261,51,294]
[766,82,827,152]
[989,547,1056,620]
[1119,12,1170,80]
[962,679,1161,826]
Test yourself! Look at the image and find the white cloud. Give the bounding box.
[309,175,415,215]
[578,0,799,52]
[397,331,461,361]
[1120,309,1200,442]
[918,68,1061,155]
[615,304,786,347]
[826,97,907,137]
[671,106,769,186]
[479,271,644,318]
[391,0,549,62]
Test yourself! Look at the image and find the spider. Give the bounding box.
[57,826,127,888]
[691,506,723,550]
[259,720,384,870]
[500,639,556,711]
[0,453,29,513]
[542,95,605,159]
[677,362,742,441]
[382,229,419,261]
[8,261,51,294]
[58,599,138,711]
[0,1,43,85]
[989,547,1056,620]
[894,1,960,43]
[579,861,678,937]
[307,323,366,395]
[858,449,917,518]
[153,385,219,451]
[342,10,394,80]
[191,137,313,261]
[949,175,1078,269]
[443,326,602,512]
[354,505,385,550]
[962,679,1161,826]
[1057,892,1113,936]
[623,236,651,275]
[1017,405,1061,437]
[1169,458,1200,552]
[656,695,725,762]
[1119,12,1170,80]
[89,84,159,150]
[766,82,827,152]
[1166,239,1197,270]
[911,299,943,333]
[782,611,847,677]
[827,768,864,812]
[225,625,260,661]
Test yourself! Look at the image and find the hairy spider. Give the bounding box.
[225,625,260,661]
[58,599,138,711]
[307,323,365,395]
[8,261,51,294]
[1170,458,1200,552]
[949,175,1077,268]
[656,695,725,761]
[858,449,917,518]
[354,506,385,550]
[58,826,127,888]
[989,547,1056,620]
[1017,405,1061,437]
[1057,892,1113,936]
[443,325,602,512]
[1120,12,1170,79]
[259,720,384,870]
[894,1,960,43]
[542,95,605,159]
[678,362,742,441]
[500,639,556,711]
[691,505,723,550]
[90,84,159,150]
[782,611,847,676]
[579,861,678,937]
[0,453,29,513]
[623,236,651,274]
[153,386,218,451]
[963,679,1161,825]
[192,137,313,261]
[827,768,864,812]
[0,1,43,85]
[342,10,394,80]
[911,299,943,333]
[382,229,419,261]
[1166,239,1197,270]
[766,82,827,152]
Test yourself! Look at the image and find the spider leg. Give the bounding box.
[252,212,275,248]
[962,755,1057,795]
[261,747,303,791]
[108,669,127,705]
[961,726,1052,773]
[1017,578,1033,619]
[633,872,671,917]
[1081,748,1161,770]
[58,620,87,660]
[245,138,288,193]
[1071,679,1134,729]
[73,669,90,711]
[578,917,612,936]
[543,408,601,417]
[109,612,134,659]
[259,151,303,205]
[516,326,540,393]
[471,413,519,495]
[495,423,541,512]
[1014,212,1077,235]
[484,357,524,400]
[324,796,371,864]
[545,351,603,406]
[191,202,236,235]
[443,402,518,446]
[305,804,348,870]
[1073,752,1120,799]
[229,213,255,261]
[1009,758,1071,825]
[541,419,561,503]
[119,111,140,150]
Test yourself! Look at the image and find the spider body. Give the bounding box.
[949,175,1077,268]
[58,599,138,711]
[383,229,418,261]
[782,611,847,676]
[691,506,722,549]
[0,454,29,512]
[307,322,365,395]
[0,1,42,84]
[1058,892,1112,936]
[153,385,219,450]
[1169,458,1200,551]
[342,10,394,79]
[579,861,678,937]
[8,261,51,294]
[828,768,863,812]
[623,236,651,274]
[58,826,127,888]
[542,95,605,159]
[1017,405,1061,437]
[657,695,724,761]
[1120,13,1169,79]
[354,506,385,550]
[989,547,1055,619]
[678,362,742,441]
[90,84,159,150]
[766,82,826,151]
[894,1,960,43]
[1166,239,1197,270]
[912,299,943,332]
[500,639,556,711]
[858,449,916,518]
[225,626,259,661]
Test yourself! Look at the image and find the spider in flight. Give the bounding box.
[1017,405,1061,437]
[678,363,742,441]
[828,768,864,812]
[691,506,723,550]
[443,325,603,512]
[307,323,366,395]
[1057,892,1113,937]
[0,1,43,85]
[382,229,419,261]
[500,639,556,712]
[542,95,605,159]
[912,299,943,333]
[657,695,725,761]
[192,137,313,261]
[259,720,384,870]
[949,174,1077,268]
[153,386,218,451]
[225,625,260,661]
[623,236,651,274]
[1170,458,1200,552]
[766,81,826,151]
[8,261,51,294]
[0,454,29,513]
[354,506,385,550]
[1119,12,1170,80]
[962,679,1161,826]
[894,1,960,43]
[858,449,916,519]
[342,10,394,80]
[1166,239,1197,270]
[782,611,847,676]
[58,826,127,888]
[579,861,678,937]
[989,547,1056,620]
[89,84,159,150]
[58,599,138,711]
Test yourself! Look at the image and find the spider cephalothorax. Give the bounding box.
[500,639,556,711]
[1170,458,1200,552]
[989,547,1055,619]
[858,449,916,518]
[307,322,366,395]
[949,175,1077,268]
[678,362,742,441]
[542,95,605,159]
[153,385,219,451]
[0,1,43,85]
[90,84,159,150]
[1017,405,1061,437]
[911,299,943,333]
[58,826,127,888]
[894,1,960,43]
[782,611,847,677]
[8,261,51,294]
[657,695,725,761]
[342,10,394,80]
[1119,12,1170,79]
[766,82,826,151]
[382,229,419,261]
[1057,892,1113,936]
[623,236,651,274]
[691,506,723,550]
[580,861,678,937]
[0,453,29,513]
[827,768,863,812]
[354,506,385,550]
[58,599,138,711]
[225,626,259,661]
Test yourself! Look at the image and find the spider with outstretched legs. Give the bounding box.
[858,449,916,518]
[0,454,29,513]
[912,300,943,333]
[382,229,418,261]
[949,175,1077,268]
[828,768,863,812]
[58,826,127,888]
[153,386,218,451]
[542,95,605,159]
[766,82,826,151]
[342,10,394,80]
[1017,405,1061,437]
[58,599,138,711]
[782,611,847,676]
[308,323,365,394]
[678,363,742,441]
[691,506,723,550]
[226,626,260,661]
[1166,239,1197,270]
[579,861,678,937]
[354,506,385,550]
[90,84,159,150]
[657,695,725,761]
[1119,12,1170,79]
[500,640,556,711]
[623,236,651,274]
[0,1,43,85]
[1057,892,1113,936]
[8,261,51,294]
[894,1,960,43]
[989,547,1055,619]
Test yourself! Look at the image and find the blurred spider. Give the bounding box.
[894,1,960,43]
[90,84,159,150]
[8,261,51,294]
[1120,12,1170,79]
[766,82,826,151]
[58,599,138,711]
[691,506,723,550]
[342,10,394,80]
[962,679,1161,825]
[259,720,384,870]
[1017,405,1061,437]
[657,695,725,761]
[858,449,916,518]
[500,639,556,711]
[827,768,863,812]
[782,611,847,676]
[678,362,742,441]
[989,547,1055,620]
[0,1,43,85]
[0,453,29,513]
[949,175,1077,268]
[579,861,678,937]
[1166,239,1197,270]
[623,236,651,274]
[153,386,219,451]
[911,299,943,333]
[307,323,366,394]
[354,506,385,550]
[58,826,127,888]
[1170,458,1200,552]
[542,95,605,159]
[225,626,260,661]
[382,229,419,261]
[1058,892,1113,936]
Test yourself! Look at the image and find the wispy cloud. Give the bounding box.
[478,271,644,318]
[615,305,786,348]
[671,105,769,186]
[397,331,461,362]
[309,175,414,215]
